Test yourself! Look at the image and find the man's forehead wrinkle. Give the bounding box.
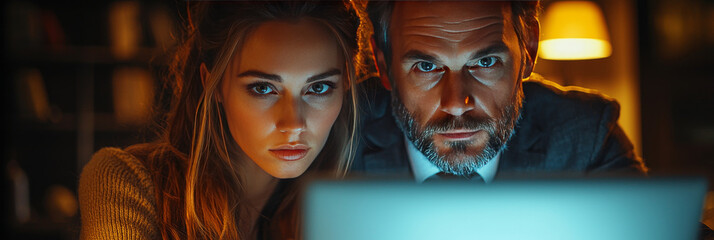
[442,16,503,25]
[400,16,504,31]
[401,14,502,24]
[402,38,448,56]
[401,15,438,22]
[403,33,476,44]
[401,22,504,35]
[399,23,505,45]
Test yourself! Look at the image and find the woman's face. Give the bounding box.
[220,19,345,179]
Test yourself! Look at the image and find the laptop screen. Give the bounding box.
[303,177,707,240]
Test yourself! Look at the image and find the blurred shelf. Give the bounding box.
[5,45,167,65]
[8,217,79,240]
[11,113,152,132]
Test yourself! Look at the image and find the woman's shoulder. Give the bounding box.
[81,147,153,188]
[78,146,160,239]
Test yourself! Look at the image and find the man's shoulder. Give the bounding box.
[501,74,644,174]
[522,74,621,126]
[353,78,412,175]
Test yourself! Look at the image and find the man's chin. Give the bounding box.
[434,146,489,165]
[434,140,487,156]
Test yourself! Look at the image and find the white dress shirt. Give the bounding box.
[405,136,500,183]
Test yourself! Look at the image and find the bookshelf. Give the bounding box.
[4,1,177,239]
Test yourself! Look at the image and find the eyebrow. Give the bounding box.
[237,69,341,83]
[468,43,509,61]
[237,70,281,82]
[402,50,440,64]
[306,69,341,83]
[400,42,510,64]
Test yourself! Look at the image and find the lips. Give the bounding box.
[269,145,310,161]
[437,130,478,140]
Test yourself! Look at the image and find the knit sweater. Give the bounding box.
[79,147,159,239]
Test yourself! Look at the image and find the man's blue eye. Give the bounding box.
[251,84,275,95]
[308,83,330,94]
[416,61,437,72]
[476,57,498,67]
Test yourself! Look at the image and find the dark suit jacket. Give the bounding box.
[351,75,648,178]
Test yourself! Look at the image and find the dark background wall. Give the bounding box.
[637,0,714,179]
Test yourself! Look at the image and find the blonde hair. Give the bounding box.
[128,1,360,239]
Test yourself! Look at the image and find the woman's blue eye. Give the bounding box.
[250,83,275,95]
[476,57,498,67]
[416,61,437,72]
[307,82,334,95]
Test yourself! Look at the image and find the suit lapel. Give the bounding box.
[498,97,548,172]
[355,80,412,176]
[361,111,412,176]
[362,146,411,175]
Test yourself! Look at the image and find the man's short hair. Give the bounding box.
[367,1,541,74]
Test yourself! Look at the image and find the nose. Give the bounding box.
[276,96,306,139]
[439,70,474,116]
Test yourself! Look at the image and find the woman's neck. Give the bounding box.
[244,165,278,209]
[236,155,279,235]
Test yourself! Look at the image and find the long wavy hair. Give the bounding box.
[126,1,360,239]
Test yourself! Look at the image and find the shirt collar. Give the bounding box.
[404,136,500,183]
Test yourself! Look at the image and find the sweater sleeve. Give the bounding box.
[79,147,159,240]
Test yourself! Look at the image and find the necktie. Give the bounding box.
[425,172,484,183]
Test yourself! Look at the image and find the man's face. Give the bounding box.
[384,2,527,176]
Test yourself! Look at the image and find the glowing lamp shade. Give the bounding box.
[540,1,612,60]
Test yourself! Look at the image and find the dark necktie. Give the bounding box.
[425,172,484,183]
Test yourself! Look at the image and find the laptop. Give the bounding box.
[302,176,708,240]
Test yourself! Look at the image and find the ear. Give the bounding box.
[522,19,540,79]
[370,38,392,91]
[200,62,223,102]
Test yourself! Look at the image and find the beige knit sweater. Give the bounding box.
[79,147,159,239]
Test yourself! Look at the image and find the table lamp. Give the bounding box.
[540,1,612,60]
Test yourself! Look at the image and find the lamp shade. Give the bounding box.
[540,1,612,60]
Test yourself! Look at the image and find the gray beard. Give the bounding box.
[391,86,523,176]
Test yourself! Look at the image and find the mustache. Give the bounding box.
[422,114,496,133]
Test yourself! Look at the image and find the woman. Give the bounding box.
[79,1,360,239]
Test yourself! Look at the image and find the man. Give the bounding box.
[352,1,647,182]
